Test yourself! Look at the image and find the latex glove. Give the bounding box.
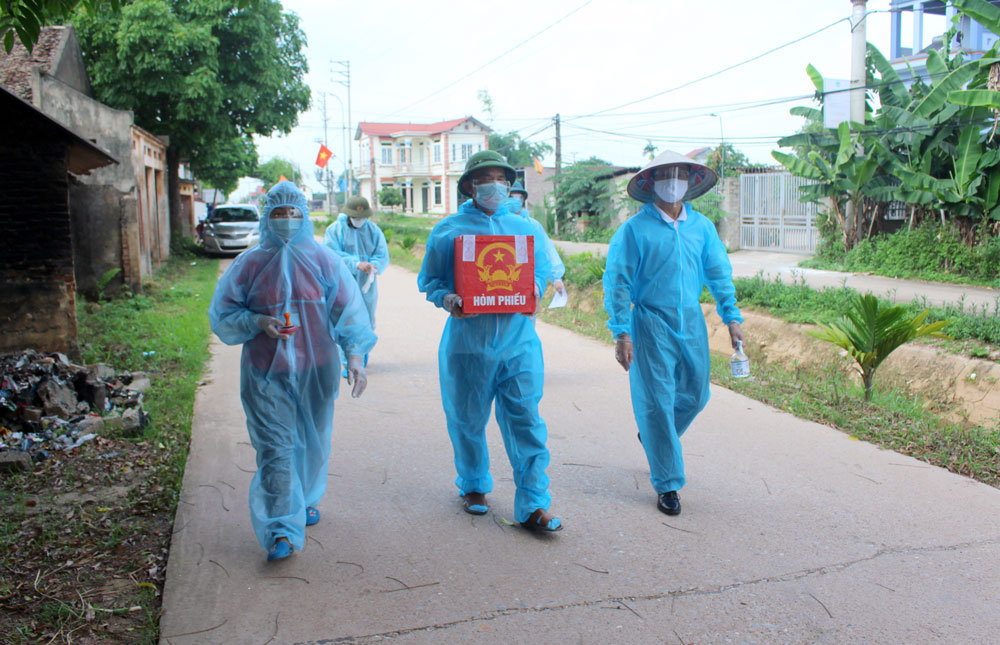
[728,321,745,349]
[442,293,476,318]
[256,315,285,340]
[346,355,367,398]
[523,284,542,317]
[357,261,377,275]
[615,334,633,372]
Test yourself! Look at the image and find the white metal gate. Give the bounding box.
[739,173,818,253]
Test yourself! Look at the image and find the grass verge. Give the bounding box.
[0,245,218,643]
[537,280,1000,489]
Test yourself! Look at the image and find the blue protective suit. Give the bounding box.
[209,181,376,552]
[417,199,553,523]
[322,214,390,328]
[603,202,742,493]
[506,197,565,282]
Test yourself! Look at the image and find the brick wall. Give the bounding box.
[0,142,79,356]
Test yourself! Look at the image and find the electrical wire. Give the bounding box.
[381,0,593,117]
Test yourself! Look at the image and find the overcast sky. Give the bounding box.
[251,0,897,195]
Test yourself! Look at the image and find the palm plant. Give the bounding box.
[806,294,950,401]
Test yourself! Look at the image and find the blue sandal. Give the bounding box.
[267,538,293,562]
[306,507,320,526]
[521,508,563,532]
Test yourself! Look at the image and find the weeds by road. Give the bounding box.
[0,248,218,643]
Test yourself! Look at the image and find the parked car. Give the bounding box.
[200,204,261,255]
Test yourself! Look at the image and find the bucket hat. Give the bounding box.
[626,150,718,203]
[458,150,517,198]
[343,195,373,219]
[510,181,528,197]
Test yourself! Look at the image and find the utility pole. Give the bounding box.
[320,94,333,217]
[846,0,867,247]
[335,60,353,196]
[554,113,562,236]
[554,113,561,174]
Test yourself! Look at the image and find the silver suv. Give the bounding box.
[200,204,261,255]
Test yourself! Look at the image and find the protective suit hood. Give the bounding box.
[260,181,314,247]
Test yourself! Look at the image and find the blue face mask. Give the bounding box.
[270,217,303,241]
[474,182,510,211]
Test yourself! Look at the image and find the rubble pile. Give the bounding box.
[0,350,152,472]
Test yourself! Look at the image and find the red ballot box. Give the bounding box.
[454,234,535,314]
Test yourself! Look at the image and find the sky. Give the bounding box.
[248,0,898,197]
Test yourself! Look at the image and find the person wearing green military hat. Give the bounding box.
[324,195,389,369]
[603,150,745,517]
[418,150,563,532]
[507,181,566,298]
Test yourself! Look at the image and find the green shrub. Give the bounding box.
[562,252,606,288]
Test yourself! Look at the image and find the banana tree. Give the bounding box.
[806,293,950,401]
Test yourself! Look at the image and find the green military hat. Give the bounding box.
[458,150,517,198]
[510,181,527,197]
[343,195,373,219]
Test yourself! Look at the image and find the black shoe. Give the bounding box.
[657,491,681,516]
[637,432,642,445]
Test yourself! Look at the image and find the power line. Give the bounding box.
[569,13,856,120]
[382,0,593,117]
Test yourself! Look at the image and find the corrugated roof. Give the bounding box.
[0,26,67,101]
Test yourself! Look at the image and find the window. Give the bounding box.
[434,143,441,163]
[461,143,473,160]
[398,145,407,165]
[477,144,482,153]
[434,183,441,204]
[380,146,392,165]
[451,144,456,162]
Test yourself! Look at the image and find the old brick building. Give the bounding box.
[0,86,115,356]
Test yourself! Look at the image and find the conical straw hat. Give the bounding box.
[626,149,718,203]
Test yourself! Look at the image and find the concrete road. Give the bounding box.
[553,242,999,310]
[160,263,1000,644]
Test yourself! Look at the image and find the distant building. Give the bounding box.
[889,0,1000,83]
[354,117,491,215]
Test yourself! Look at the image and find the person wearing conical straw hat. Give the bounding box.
[603,150,745,516]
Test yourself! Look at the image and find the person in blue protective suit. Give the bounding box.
[417,150,562,532]
[603,150,745,517]
[508,181,566,298]
[209,181,377,561]
[323,195,389,368]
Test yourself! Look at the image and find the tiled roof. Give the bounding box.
[0,26,67,101]
[357,117,480,138]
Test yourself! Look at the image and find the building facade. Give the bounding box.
[889,0,1000,82]
[355,117,491,215]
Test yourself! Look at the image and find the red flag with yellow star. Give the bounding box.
[315,144,333,168]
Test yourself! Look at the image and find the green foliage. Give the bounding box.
[488,131,553,167]
[706,143,752,175]
[96,267,121,300]
[689,189,726,225]
[256,157,303,190]
[561,252,606,288]
[378,187,404,208]
[1,0,123,52]
[399,234,417,250]
[73,0,310,194]
[549,158,617,231]
[806,293,950,400]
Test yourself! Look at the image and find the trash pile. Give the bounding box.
[0,350,152,472]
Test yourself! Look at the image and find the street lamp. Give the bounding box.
[709,112,725,183]
[324,92,348,206]
[333,60,353,196]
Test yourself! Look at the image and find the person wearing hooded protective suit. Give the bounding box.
[507,181,566,297]
[418,151,562,532]
[210,181,377,561]
[323,195,389,367]
[603,151,745,517]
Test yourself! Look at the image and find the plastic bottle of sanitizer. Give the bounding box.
[730,340,750,379]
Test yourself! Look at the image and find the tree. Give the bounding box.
[707,143,751,175]
[806,293,949,401]
[549,157,616,230]
[489,131,553,168]
[73,0,310,243]
[256,157,303,190]
[642,140,658,160]
[1,0,116,52]
[378,187,403,210]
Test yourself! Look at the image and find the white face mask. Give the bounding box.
[350,217,366,227]
[653,178,688,203]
